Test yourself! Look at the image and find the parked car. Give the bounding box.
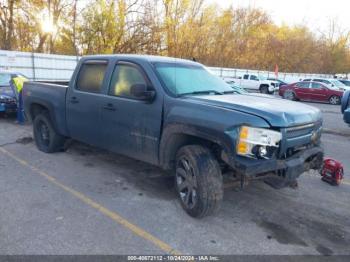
[0,71,25,114]
[235,74,278,94]
[339,79,350,87]
[23,55,323,218]
[303,78,350,91]
[341,90,350,125]
[279,81,343,104]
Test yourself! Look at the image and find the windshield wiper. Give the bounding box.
[177,90,223,97]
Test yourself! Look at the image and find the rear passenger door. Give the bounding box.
[100,61,163,165]
[66,59,108,146]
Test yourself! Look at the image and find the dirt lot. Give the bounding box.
[0,101,349,255]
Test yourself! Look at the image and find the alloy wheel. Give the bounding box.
[176,157,198,209]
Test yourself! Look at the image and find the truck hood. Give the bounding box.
[185,94,322,127]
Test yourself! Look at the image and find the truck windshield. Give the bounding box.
[154,62,233,96]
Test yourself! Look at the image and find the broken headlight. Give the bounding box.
[236,126,282,159]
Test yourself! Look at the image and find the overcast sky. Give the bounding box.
[207,0,349,34]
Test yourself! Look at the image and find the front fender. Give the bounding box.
[159,123,237,170]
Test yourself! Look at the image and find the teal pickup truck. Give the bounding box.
[23,55,324,218]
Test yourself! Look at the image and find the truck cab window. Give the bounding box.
[109,64,147,98]
[243,74,249,80]
[76,62,107,93]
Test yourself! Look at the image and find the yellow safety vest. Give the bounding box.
[13,76,28,93]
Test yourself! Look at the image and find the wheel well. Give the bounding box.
[160,133,224,171]
[259,84,269,89]
[30,103,48,120]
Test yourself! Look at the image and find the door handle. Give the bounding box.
[70,97,79,104]
[103,103,116,111]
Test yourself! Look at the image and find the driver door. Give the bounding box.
[249,75,259,89]
[100,61,163,165]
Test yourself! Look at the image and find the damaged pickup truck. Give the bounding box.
[23,55,324,218]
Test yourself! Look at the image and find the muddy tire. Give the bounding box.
[33,112,65,153]
[175,145,223,218]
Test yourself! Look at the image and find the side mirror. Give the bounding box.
[130,83,155,101]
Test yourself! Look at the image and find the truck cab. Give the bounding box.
[23,55,324,218]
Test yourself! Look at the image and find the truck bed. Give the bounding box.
[23,81,69,136]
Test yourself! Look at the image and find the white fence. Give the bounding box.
[0,49,334,82]
[0,50,78,80]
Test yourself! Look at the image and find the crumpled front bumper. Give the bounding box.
[232,146,324,189]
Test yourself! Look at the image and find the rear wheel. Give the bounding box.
[33,112,65,153]
[175,145,223,218]
[329,95,340,105]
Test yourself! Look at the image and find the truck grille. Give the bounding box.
[285,122,322,139]
[278,121,322,159]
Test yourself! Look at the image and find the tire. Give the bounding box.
[283,90,295,100]
[175,145,223,218]
[329,95,340,105]
[260,85,269,94]
[33,111,65,153]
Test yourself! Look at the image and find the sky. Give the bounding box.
[207,0,349,34]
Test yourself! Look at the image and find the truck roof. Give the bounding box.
[82,54,199,66]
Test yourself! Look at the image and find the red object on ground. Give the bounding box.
[320,158,344,186]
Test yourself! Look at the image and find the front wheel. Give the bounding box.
[175,145,223,218]
[260,86,269,94]
[33,112,66,153]
[329,95,340,105]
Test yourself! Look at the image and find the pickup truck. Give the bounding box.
[341,90,350,125]
[237,74,278,94]
[23,55,324,218]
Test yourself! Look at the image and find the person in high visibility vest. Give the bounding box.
[10,76,28,124]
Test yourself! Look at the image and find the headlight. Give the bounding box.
[236,126,282,159]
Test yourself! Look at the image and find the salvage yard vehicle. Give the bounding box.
[236,74,278,94]
[0,71,25,114]
[341,90,350,125]
[279,81,344,105]
[23,55,324,218]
